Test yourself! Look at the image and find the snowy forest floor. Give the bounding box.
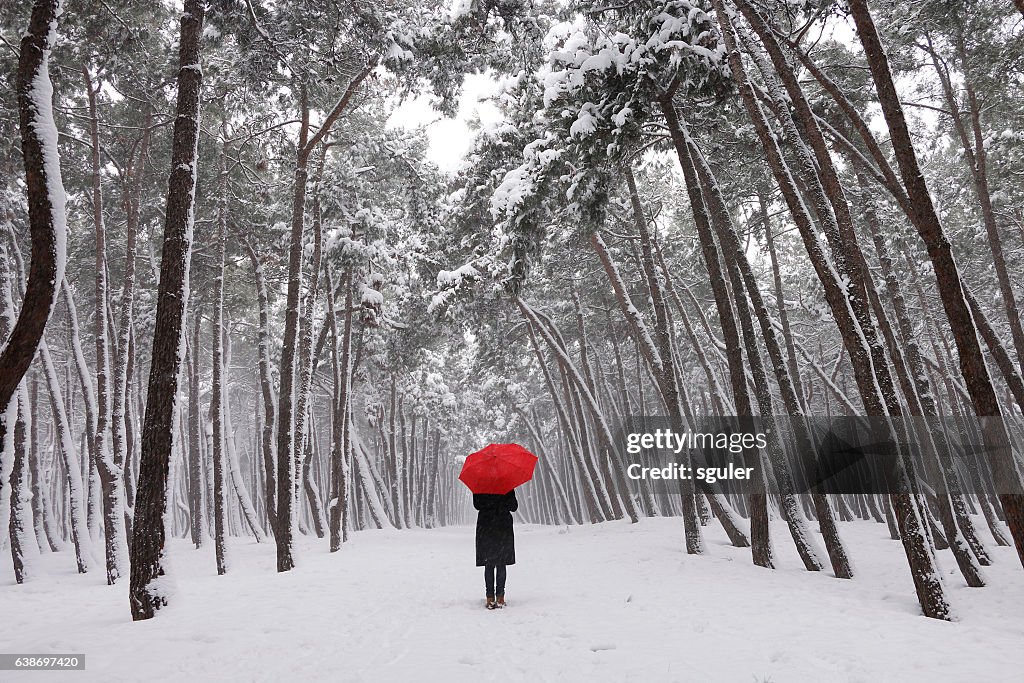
[3,516,1024,682]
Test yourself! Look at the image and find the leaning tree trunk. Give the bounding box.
[712,0,948,619]
[623,166,704,548]
[129,0,205,621]
[29,373,60,553]
[40,340,91,572]
[519,298,640,522]
[687,128,853,577]
[659,99,769,562]
[0,0,67,536]
[848,0,1024,569]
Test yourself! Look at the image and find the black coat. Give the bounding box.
[474,491,518,566]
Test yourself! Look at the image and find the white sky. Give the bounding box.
[386,73,504,174]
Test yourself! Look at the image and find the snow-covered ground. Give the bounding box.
[3,516,1023,682]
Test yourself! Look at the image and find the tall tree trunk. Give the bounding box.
[848,0,1024,569]
[713,0,948,618]
[83,63,129,586]
[329,268,353,551]
[40,341,91,572]
[129,0,205,620]
[9,391,35,583]
[244,240,278,537]
[1,0,68,562]
[211,145,228,575]
[623,166,703,542]
[186,315,205,547]
[294,159,326,538]
[111,110,150,536]
[659,98,767,561]
[858,172,991,577]
[275,65,373,572]
[688,128,855,576]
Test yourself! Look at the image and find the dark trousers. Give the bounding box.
[484,563,507,598]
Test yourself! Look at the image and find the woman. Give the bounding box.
[473,489,518,609]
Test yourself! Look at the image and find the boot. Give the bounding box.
[486,596,496,610]
[495,595,505,608]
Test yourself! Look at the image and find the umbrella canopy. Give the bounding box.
[459,443,538,494]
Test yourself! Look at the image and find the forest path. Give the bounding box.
[3,517,1024,681]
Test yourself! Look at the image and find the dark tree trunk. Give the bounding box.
[275,65,373,572]
[9,395,34,583]
[111,110,150,531]
[83,63,129,586]
[1,0,67,525]
[211,146,228,575]
[713,0,949,618]
[848,0,1024,568]
[659,98,766,561]
[129,0,205,621]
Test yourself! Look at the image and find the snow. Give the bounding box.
[359,285,384,308]
[3,517,1022,681]
[569,103,599,138]
[436,263,479,289]
[447,0,474,22]
[0,401,16,549]
[28,47,67,293]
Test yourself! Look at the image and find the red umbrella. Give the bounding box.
[459,443,538,494]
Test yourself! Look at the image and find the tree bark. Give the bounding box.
[244,239,278,537]
[129,0,205,620]
[211,144,228,575]
[848,0,1024,569]
[713,0,948,617]
[1,0,67,545]
[83,63,131,586]
[275,65,373,572]
[40,340,91,572]
[329,268,353,551]
[186,314,205,547]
